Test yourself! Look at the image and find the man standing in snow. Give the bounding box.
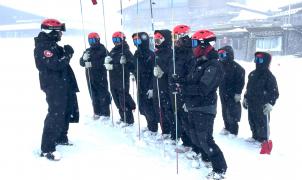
[104,31,136,126]
[131,32,158,135]
[80,32,111,120]
[153,29,175,140]
[218,45,245,136]
[184,30,227,179]
[34,19,79,161]
[243,52,279,144]
[169,25,195,149]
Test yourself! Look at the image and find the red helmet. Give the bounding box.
[88,32,100,39]
[191,30,216,48]
[191,30,216,42]
[173,24,190,35]
[41,18,65,31]
[112,31,125,39]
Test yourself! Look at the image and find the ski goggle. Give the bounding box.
[154,38,165,45]
[254,54,265,64]
[192,39,201,48]
[173,33,188,41]
[192,39,215,48]
[218,49,227,60]
[154,33,165,45]
[88,38,97,44]
[112,37,122,44]
[41,23,66,32]
[133,38,142,46]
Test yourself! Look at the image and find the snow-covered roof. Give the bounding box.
[230,10,268,22]
[273,7,302,17]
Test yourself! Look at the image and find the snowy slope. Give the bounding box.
[0,37,301,180]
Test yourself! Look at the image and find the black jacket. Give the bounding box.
[184,49,224,114]
[132,32,155,92]
[34,32,79,93]
[108,42,134,90]
[80,43,109,86]
[219,60,245,98]
[153,29,173,93]
[245,66,279,106]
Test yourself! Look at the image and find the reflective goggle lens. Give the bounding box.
[254,53,265,63]
[255,56,264,64]
[192,39,200,48]
[133,38,142,46]
[218,50,227,60]
[112,37,122,43]
[88,38,96,44]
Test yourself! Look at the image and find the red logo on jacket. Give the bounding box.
[43,50,53,58]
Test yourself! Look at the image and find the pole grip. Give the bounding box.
[92,0,97,5]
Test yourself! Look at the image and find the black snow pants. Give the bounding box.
[86,70,111,117]
[188,111,227,173]
[111,87,136,124]
[139,91,158,132]
[153,90,174,135]
[248,103,269,142]
[220,95,241,135]
[41,90,78,153]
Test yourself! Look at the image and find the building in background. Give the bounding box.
[123,0,302,60]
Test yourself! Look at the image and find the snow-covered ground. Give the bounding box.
[0,37,301,180]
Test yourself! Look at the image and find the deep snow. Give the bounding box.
[0,37,301,180]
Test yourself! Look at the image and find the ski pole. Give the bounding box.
[154,57,164,136]
[100,0,114,126]
[135,0,141,140]
[80,0,94,114]
[170,0,179,174]
[120,0,127,130]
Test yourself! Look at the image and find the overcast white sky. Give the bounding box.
[1,0,301,20]
[0,0,139,31]
[0,0,301,37]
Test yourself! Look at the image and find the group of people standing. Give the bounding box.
[34,18,279,180]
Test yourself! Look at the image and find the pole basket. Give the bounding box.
[91,0,97,5]
[260,140,273,155]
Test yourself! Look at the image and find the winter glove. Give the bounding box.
[104,64,113,70]
[82,51,90,61]
[104,56,113,64]
[153,65,164,78]
[130,73,135,82]
[120,55,126,64]
[242,98,248,109]
[182,103,188,112]
[263,103,273,115]
[146,89,153,99]
[85,62,92,68]
[234,94,241,103]
[64,45,74,58]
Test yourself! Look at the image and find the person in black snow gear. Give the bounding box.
[153,29,175,140]
[131,32,158,134]
[104,31,136,126]
[170,25,210,167]
[184,30,227,179]
[169,24,195,151]
[218,45,245,136]
[34,19,79,161]
[80,32,111,120]
[243,52,279,143]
